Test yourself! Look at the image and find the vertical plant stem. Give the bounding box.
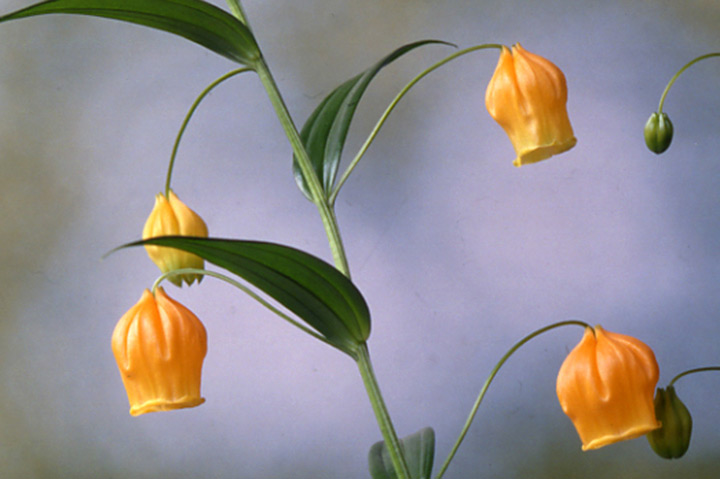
[227,3,408,475]
[253,58,351,277]
[250,26,409,479]
[357,343,412,479]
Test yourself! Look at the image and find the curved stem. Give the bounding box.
[152,267,334,348]
[435,320,591,479]
[329,43,504,206]
[668,366,720,387]
[657,52,720,113]
[165,68,252,196]
[356,343,412,479]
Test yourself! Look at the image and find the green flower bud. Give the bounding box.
[647,385,692,459]
[644,112,674,154]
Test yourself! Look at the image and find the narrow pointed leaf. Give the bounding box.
[369,427,435,479]
[126,237,370,354]
[293,40,451,200]
[0,0,260,66]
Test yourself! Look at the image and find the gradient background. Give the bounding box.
[2,0,720,477]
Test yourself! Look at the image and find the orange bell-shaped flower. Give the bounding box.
[112,287,208,416]
[556,325,660,450]
[485,44,577,167]
[142,190,208,286]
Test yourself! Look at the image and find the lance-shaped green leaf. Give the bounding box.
[293,40,450,200]
[369,427,435,479]
[0,0,260,66]
[126,237,370,354]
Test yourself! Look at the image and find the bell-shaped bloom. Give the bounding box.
[142,190,208,286]
[556,325,660,450]
[485,44,577,167]
[647,385,693,459]
[112,287,208,416]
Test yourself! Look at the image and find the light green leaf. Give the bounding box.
[0,0,260,66]
[293,40,451,200]
[369,427,435,479]
[126,237,371,355]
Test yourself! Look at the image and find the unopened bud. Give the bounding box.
[647,385,692,459]
[644,112,674,154]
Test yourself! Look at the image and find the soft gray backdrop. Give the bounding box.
[1,0,719,478]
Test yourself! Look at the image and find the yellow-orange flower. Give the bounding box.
[142,190,208,286]
[112,287,208,416]
[556,325,660,450]
[485,43,577,167]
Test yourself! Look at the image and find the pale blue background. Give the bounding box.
[1,0,720,478]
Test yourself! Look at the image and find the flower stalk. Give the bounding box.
[668,366,720,386]
[656,52,720,114]
[330,44,503,206]
[435,320,590,479]
[645,52,719,154]
[165,67,251,197]
[152,267,334,348]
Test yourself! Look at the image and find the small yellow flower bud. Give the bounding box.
[556,326,661,450]
[485,44,577,167]
[647,385,693,459]
[644,112,674,154]
[112,287,208,416]
[142,190,208,286]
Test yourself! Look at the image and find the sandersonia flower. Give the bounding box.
[112,287,208,416]
[485,43,577,167]
[556,325,660,450]
[142,190,208,286]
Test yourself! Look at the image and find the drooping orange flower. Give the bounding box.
[556,325,660,450]
[112,287,208,416]
[485,43,577,167]
[142,190,208,286]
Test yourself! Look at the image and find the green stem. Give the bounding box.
[152,267,335,348]
[668,366,720,387]
[225,0,250,26]
[226,0,349,276]
[356,342,412,479]
[165,68,252,196]
[657,52,720,113]
[329,43,504,206]
[225,2,405,473]
[253,58,351,277]
[435,320,591,479]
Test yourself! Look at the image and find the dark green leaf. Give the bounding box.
[0,0,260,66]
[294,40,452,200]
[369,427,435,479]
[126,237,370,354]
